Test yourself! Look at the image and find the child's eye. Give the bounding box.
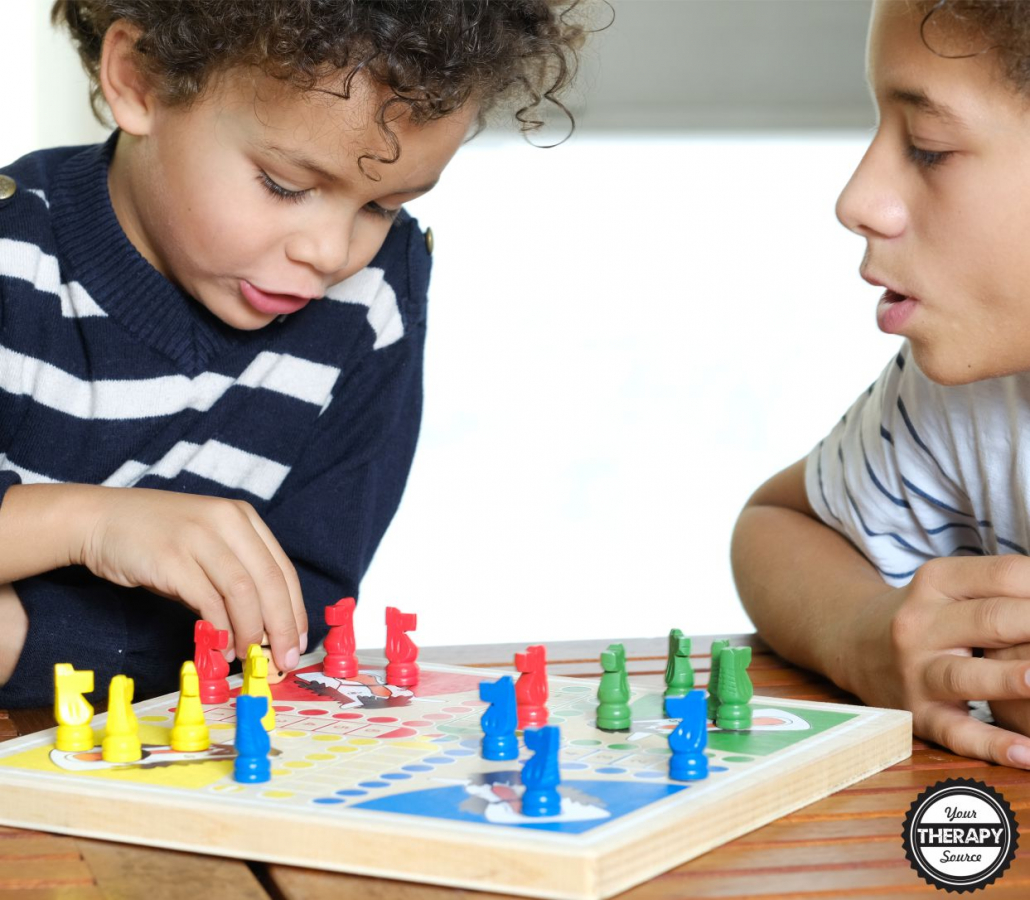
[364,201,400,221]
[258,171,309,204]
[906,144,952,170]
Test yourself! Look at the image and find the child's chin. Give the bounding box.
[911,344,1012,386]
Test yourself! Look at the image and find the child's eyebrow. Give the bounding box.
[257,142,439,194]
[888,88,967,127]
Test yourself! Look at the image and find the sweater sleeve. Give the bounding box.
[804,347,983,583]
[0,275,21,509]
[263,216,430,645]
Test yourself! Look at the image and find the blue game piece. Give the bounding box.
[479,676,519,761]
[666,690,708,781]
[234,694,271,784]
[521,725,561,817]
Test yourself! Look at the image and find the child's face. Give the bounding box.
[836,0,1030,384]
[110,71,473,330]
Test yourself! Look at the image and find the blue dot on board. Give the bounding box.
[595,767,627,775]
[358,781,390,789]
[444,748,475,757]
[710,766,729,773]
[382,773,413,780]
[560,762,589,771]
[313,797,346,804]
[401,764,433,773]
[423,756,456,765]
[432,736,457,743]
[634,771,665,779]
[461,738,480,749]
[335,789,368,797]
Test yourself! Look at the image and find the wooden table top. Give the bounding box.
[1,634,1026,899]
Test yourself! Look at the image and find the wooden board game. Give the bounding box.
[0,654,911,900]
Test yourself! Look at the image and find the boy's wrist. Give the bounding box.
[0,482,101,575]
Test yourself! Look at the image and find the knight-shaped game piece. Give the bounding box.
[171,661,210,752]
[385,606,419,686]
[324,597,358,679]
[666,690,709,781]
[243,644,276,732]
[53,663,95,752]
[233,694,271,784]
[194,620,230,704]
[707,639,730,722]
[102,675,142,763]
[479,675,519,760]
[521,725,561,817]
[515,644,549,730]
[715,646,753,731]
[664,629,694,715]
[596,643,631,733]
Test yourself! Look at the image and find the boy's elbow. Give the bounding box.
[740,457,814,517]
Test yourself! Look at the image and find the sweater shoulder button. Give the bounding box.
[0,175,16,202]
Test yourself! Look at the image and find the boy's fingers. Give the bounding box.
[917,702,1030,770]
[933,595,1030,648]
[175,560,236,656]
[923,656,1030,701]
[192,540,266,659]
[922,554,1030,604]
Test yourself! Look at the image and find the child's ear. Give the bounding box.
[98,20,157,136]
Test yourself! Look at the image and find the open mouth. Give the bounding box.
[882,288,910,304]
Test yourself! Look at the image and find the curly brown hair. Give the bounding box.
[51,0,589,161]
[920,0,1030,92]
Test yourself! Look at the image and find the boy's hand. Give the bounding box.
[847,556,1030,768]
[74,486,306,674]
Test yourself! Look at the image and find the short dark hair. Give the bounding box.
[920,0,1030,93]
[51,0,589,160]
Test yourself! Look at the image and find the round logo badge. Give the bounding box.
[903,778,1018,892]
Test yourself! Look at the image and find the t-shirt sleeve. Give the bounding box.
[805,347,984,583]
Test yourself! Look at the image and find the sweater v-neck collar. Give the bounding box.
[50,131,241,376]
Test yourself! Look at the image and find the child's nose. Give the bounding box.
[287,220,352,275]
[835,145,906,241]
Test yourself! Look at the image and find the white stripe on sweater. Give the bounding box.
[0,347,340,419]
[0,239,106,317]
[326,267,404,349]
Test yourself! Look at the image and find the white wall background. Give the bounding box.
[3,1,900,649]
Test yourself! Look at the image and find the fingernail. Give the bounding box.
[225,648,236,663]
[1008,745,1030,768]
[300,632,308,655]
[286,647,300,670]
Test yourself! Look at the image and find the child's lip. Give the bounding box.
[862,271,919,303]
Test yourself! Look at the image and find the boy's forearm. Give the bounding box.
[0,483,93,583]
[731,502,891,694]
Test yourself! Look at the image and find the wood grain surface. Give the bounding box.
[0,635,1013,900]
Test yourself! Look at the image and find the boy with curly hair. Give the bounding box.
[734,0,1030,767]
[0,1,584,706]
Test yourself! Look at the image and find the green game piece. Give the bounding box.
[596,643,631,732]
[715,646,753,731]
[707,639,730,722]
[663,629,694,715]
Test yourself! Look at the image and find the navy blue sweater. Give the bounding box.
[0,133,430,707]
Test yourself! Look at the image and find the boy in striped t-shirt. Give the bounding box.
[735,0,1030,768]
[0,1,585,707]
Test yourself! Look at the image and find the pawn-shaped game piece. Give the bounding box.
[324,597,358,679]
[666,690,709,781]
[54,664,95,752]
[663,629,694,715]
[707,639,730,722]
[102,675,141,763]
[515,644,549,730]
[385,606,419,686]
[521,725,562,817]
[194,620,230,704]
[715,646,753,731]
[234,694,271,784]
[171,661,210,752]
[242,644,276,732]
[479,676,519,760]
[596,643,631,732]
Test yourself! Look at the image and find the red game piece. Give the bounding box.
[515,644,549,729]
[324,597,358,679]
[384,606,419,686]
[194,620,230,705]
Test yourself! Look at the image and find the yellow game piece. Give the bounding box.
[243,644,276,732]
[53,663,95,752]
[102,675,142,763]
[171,661,210,752]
